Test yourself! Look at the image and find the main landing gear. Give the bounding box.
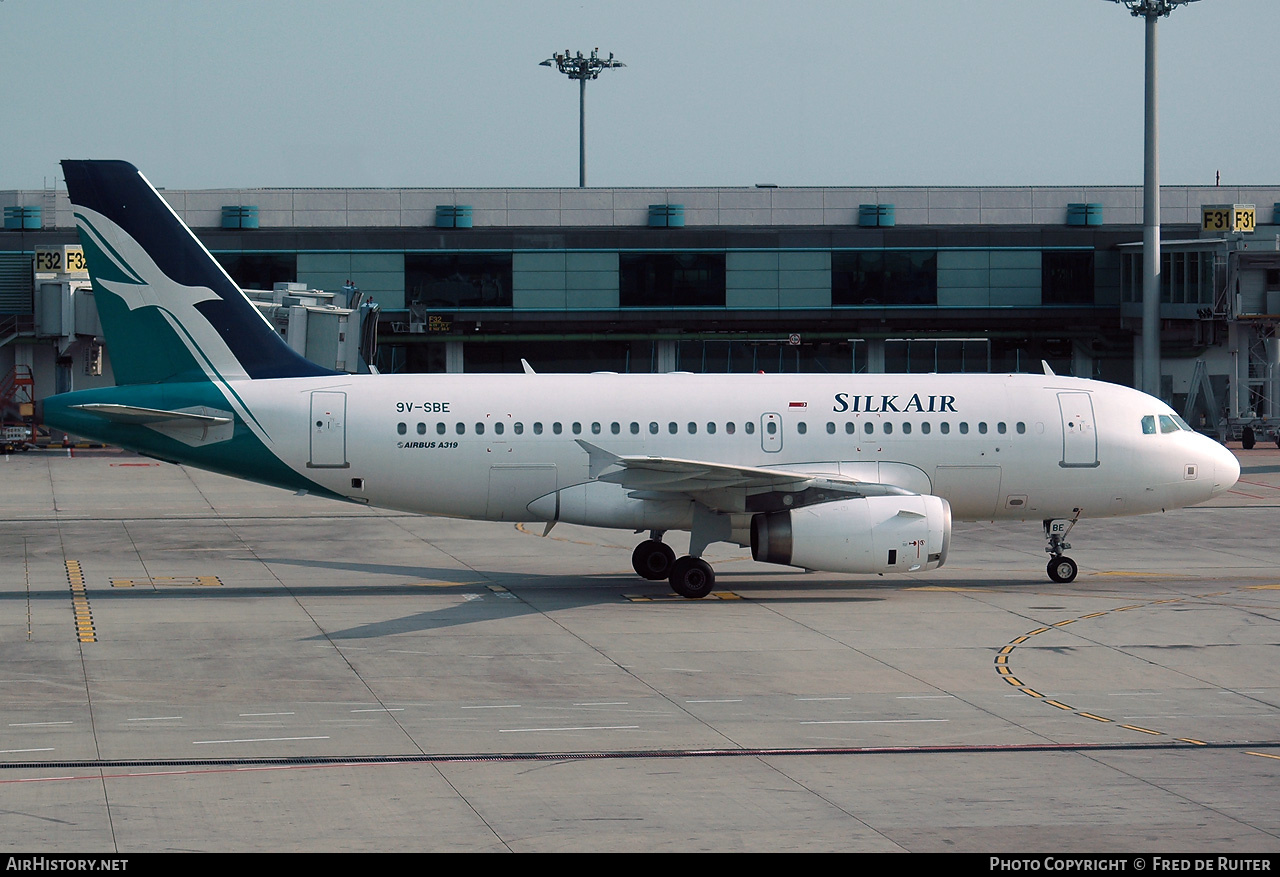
[631,531,716,599]
[1043,511,1081,583]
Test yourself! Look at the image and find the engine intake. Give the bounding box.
[751,495,951,574]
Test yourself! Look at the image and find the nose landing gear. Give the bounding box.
[1044,511,1081,583]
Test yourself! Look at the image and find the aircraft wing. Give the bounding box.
[575,440,912,515]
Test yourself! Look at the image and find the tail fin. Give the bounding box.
[61,160,336,386]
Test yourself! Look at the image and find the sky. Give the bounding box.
[1,0,1275,191]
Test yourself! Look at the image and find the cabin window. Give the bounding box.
[514,422,524,435]
[826,422,836,435]
[591,422,601,435]
[534,422,544,435]
[959,422,969,435]
[572,422,582,435]
[553,422,563,435]
[669,422,678,435]
[921,421,931,435]
[629,422,639,435]
[978,422,987,435]
[456,423,466,435]
[726,422,736,434]
[864,422,874,435]
[494,422,504,435]
[417,422,426,435]
[707,422,717,435]
[436,422,446,435]
[940,422,950,435]
[745,421,755,434]
[609,422,619,435]
[1016,422,1026,434]
[997,422,1007,435]
[688,422,697,434]
[397,422,407,435]
[475,423,485,435]
[650,422,659,435]
[845,422,856,435]
[883,422,893,435]
[797,422,807,435]
[766,421,777,435]
[902,422,912,435]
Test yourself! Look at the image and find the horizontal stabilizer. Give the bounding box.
[70,403,232,427]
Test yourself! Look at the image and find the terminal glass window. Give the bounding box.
[405,253,512,308]
[1042,251,1095,304]
[215,253,296,291]
[619,253,726,307]
[831,251,937,306]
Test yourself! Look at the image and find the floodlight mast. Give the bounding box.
[540,49,625,187]
[1107,0,1199,397]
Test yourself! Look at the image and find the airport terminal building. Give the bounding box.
[3,180,1280,430]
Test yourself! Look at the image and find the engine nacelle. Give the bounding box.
[751,495,951,574]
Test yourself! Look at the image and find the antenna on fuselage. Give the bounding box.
[1042,360,1056,377]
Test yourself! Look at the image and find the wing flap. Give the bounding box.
[575,439,914,514]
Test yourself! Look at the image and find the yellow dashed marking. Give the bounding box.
[1245,751,1280,761]
[66,560,95,643]
[995,589,1267,740]
[624,592,741,602]
[1093,571,1190,578]
[111,576,222,588]
[911,586,988,592]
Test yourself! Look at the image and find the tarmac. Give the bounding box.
[0,444,1277,852]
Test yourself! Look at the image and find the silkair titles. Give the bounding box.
[832,393,957,414]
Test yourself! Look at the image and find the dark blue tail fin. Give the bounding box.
[61,160,337,385]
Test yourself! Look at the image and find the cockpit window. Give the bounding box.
[1158,415,1180,434]
[1173,414,1193,431]
[1142,415,1156,435]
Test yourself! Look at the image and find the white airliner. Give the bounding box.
[45,160,1240,598]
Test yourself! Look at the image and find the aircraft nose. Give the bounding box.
[1209,441,1240,498]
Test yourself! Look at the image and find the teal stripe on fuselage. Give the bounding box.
[43,384,344,501]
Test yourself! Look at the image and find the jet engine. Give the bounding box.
[751,495,951,574]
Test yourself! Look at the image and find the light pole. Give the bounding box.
[1106,0,1199,398]
[540,49,625,188]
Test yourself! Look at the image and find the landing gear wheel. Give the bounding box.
[1242,426,1256,450]
[632,539,676,581]
[1047,556,1078,584]
[669,556,715,599]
